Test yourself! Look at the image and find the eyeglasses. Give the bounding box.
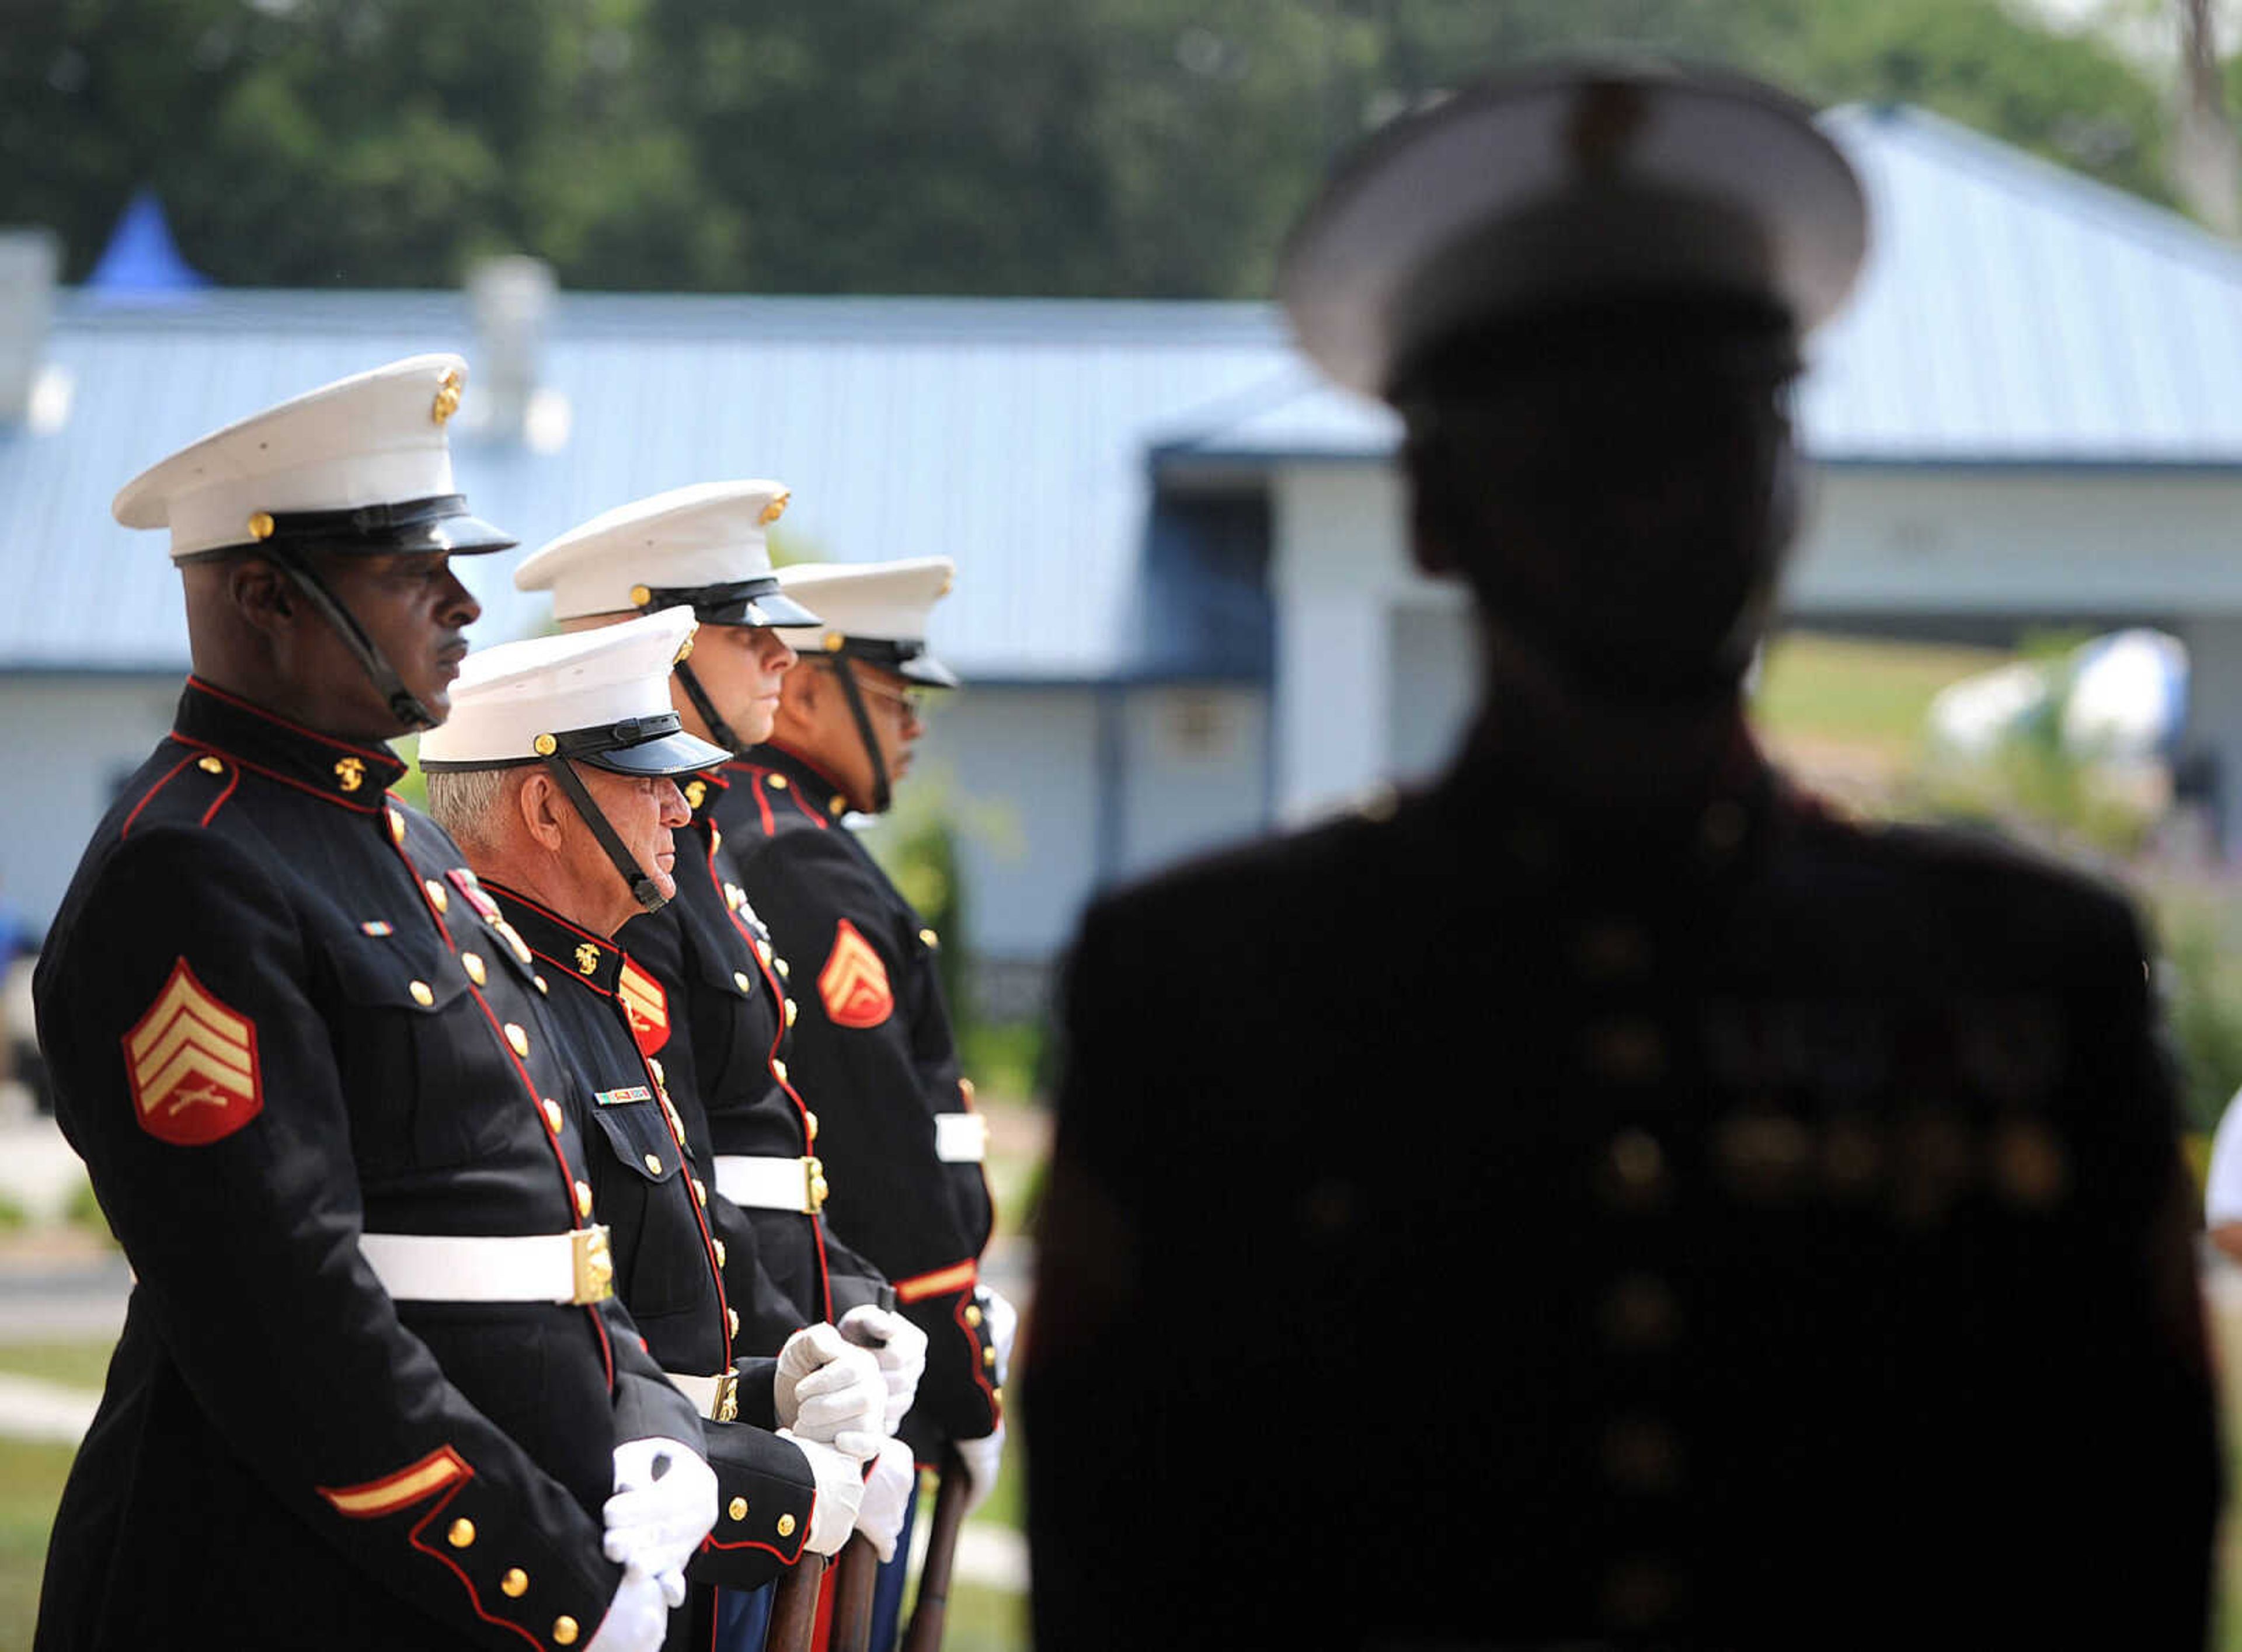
[828,665,926,719]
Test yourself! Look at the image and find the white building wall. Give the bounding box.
[1790,468,2242,617]
[907,685,1101,964]
[0,673,181,933]
[1116,684,1269,879]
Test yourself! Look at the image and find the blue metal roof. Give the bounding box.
[8,101,2242,679]
[0,293,1287,677]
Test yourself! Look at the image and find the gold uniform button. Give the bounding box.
[804,1111,819,1142]
[649,1058,666,1085]
[709,824,722,849]
[983,1345,997,1367]
[424,878,450,913]
[409,980,435,1007]
[774,956,791,980]
[506,1023,530,1058]
[575,1179,593,1217]
[729,1496,749,1522]
[919,928,939,949]
[768,774,789,790]
[771,1059,789,1083]
[776,1513,797,1538]
[534,974,550,995]
[727,1308,740,1337]
[965,1304,983,1327]
[542,1099,564,1135]
[461,952,487,985]
[642,1153,662,1174]
[501,1567,528,1598]
[733,971,754,994]
[694,1178,708,1207]
[197,755,224,775]
[785,998,798,1027]
[388,807,407,844]
[553,1617,580,1646]
[713,1239,728,1267]
[447,1517,475,1548]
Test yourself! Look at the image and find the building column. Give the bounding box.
[1268,463,1407,822]
[2178,616,2242,857]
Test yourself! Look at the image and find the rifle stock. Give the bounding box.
[900,1446,970,1652]
[828,1534,880,1652]
[766,1550,827,1652]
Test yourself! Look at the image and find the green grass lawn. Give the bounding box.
[1752,629,2009,764]
[0,1436,73,1652]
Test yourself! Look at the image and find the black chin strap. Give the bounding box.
[271,550,438,731]
[673,659,746,759]
[828,663,890,814]
[540,755,669,914]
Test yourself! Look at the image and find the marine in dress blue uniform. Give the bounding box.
[422,613,906,1646]
[36,358,708,1652]
[736,562,1006,1474]
[1023,65,2223,1651]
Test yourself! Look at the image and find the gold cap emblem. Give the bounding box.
[575,942,600,975]
[431,367,464,426]
[333,756,365,793]
[759,490,791,526]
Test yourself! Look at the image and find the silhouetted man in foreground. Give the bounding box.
[1024,64,2220,1651]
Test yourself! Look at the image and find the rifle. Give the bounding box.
[765,1551,827,1652]
[827,1533,881,1652]
[900,1445,969,1652]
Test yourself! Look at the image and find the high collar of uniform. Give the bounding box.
[175,677,407,811]
[482,879,626,996]
[739,743,852,822]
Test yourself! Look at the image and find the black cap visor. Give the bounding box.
[582,728,734,778]
[638,578,822,630]
[174,494,518,563]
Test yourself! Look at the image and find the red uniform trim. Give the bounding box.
[892,1260,977,1304]
[198,764,242,828]
[702,824,836,1321]
[119,754,199,840]
[403,1471,545,1650]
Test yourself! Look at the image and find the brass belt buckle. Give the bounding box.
[803,1156,828,1214]
[713,1368,739,1424]
[570,1225,615,1304]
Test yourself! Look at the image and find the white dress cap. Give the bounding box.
[112,354,512,561]
[513,479,817,625]
[1279,63,1868,399]
[775,557,958,686]
[418,606,728,775]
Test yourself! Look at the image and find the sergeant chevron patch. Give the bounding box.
[819,920,893,1029]
[617,959,670,1057]
[121,959,262,1146]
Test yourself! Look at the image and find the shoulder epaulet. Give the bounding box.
[120,744,243,839]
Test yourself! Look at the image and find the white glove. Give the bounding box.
[784,1430,869,1557]
[976,1287,1018,1386]
[955,1423,1005,1518]
[602,1437,718,1583]
[585,1564,670,1652]
[854,1436,918,1563]
[839,1304,928,1434]
[774,1323,886,1459]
